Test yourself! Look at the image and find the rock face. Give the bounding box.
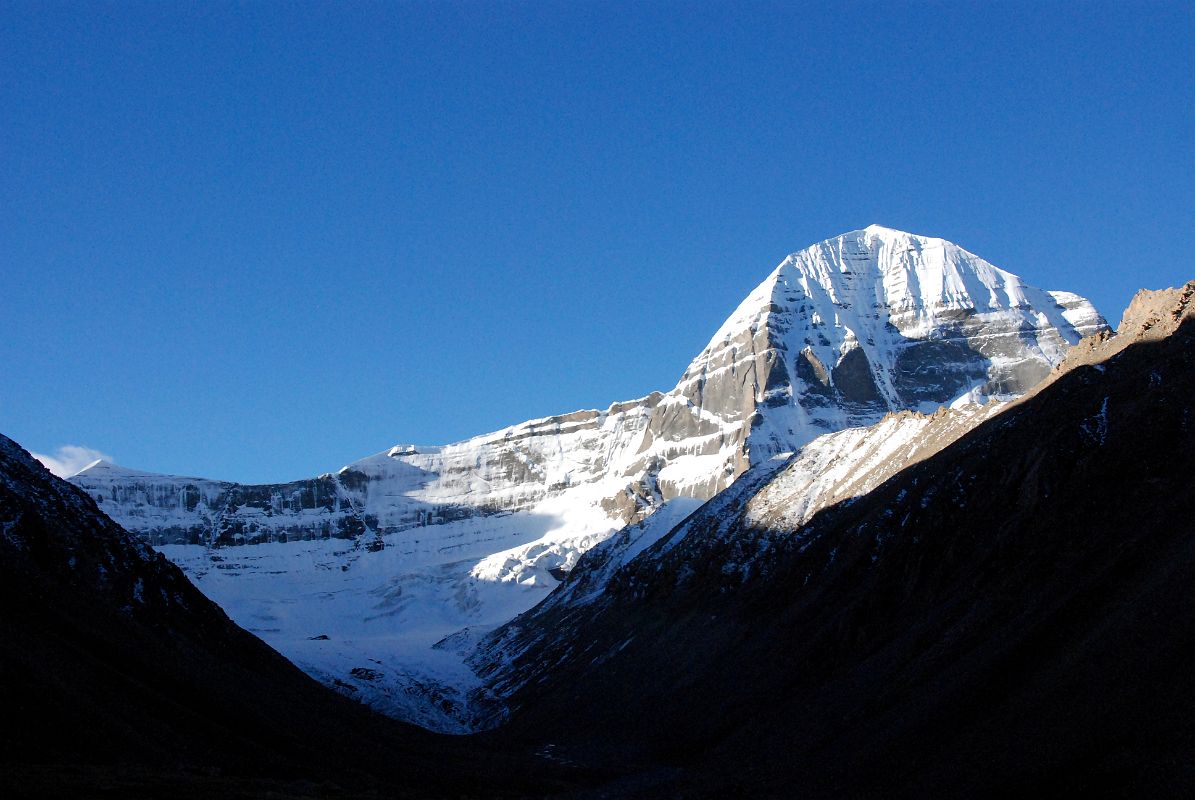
[75,393,667,552]
[465,287,1195,797]
[1056,278,1195,374]
[69,226,1106,727]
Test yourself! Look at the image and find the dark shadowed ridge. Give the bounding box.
[473,283,1195,798]
[0,435,579,798]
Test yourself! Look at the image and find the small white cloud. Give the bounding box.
[32,445,114,478]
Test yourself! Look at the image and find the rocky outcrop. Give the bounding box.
[1056,279,1195,374]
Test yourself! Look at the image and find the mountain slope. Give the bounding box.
[0,435,564,798]
[69,227,1106,727]
[467,282,1195,797]
[466,400,1008,727]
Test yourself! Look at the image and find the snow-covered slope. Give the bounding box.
[468,401,1008,725]
[71,227,1107,729]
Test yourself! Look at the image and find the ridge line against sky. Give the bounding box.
[3,2,1192,483]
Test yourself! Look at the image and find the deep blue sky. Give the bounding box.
[3,1,1192,482]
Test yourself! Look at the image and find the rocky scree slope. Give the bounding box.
[466,282,1195,797]
[68,227,1105,727]
[0,435,567,799]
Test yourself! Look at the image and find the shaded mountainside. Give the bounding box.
[469,283,1195,798]
[66,227,1106,727]
[0,436,572,798]
[466,401,1008,728]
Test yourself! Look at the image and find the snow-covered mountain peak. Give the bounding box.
[771,226,1024,313]
[667,227,1107,467]
[694,227,1020,363]
[75,459,217,484]
[77,457,110,475]
[74,459,132,477]
[69,227,1110,729]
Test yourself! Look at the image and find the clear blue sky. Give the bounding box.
[3,1,1192,483]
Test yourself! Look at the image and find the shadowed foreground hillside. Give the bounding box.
[0,435,574,798]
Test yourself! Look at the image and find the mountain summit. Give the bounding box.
[71,228,1106,728]
[639,226,1104,482]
